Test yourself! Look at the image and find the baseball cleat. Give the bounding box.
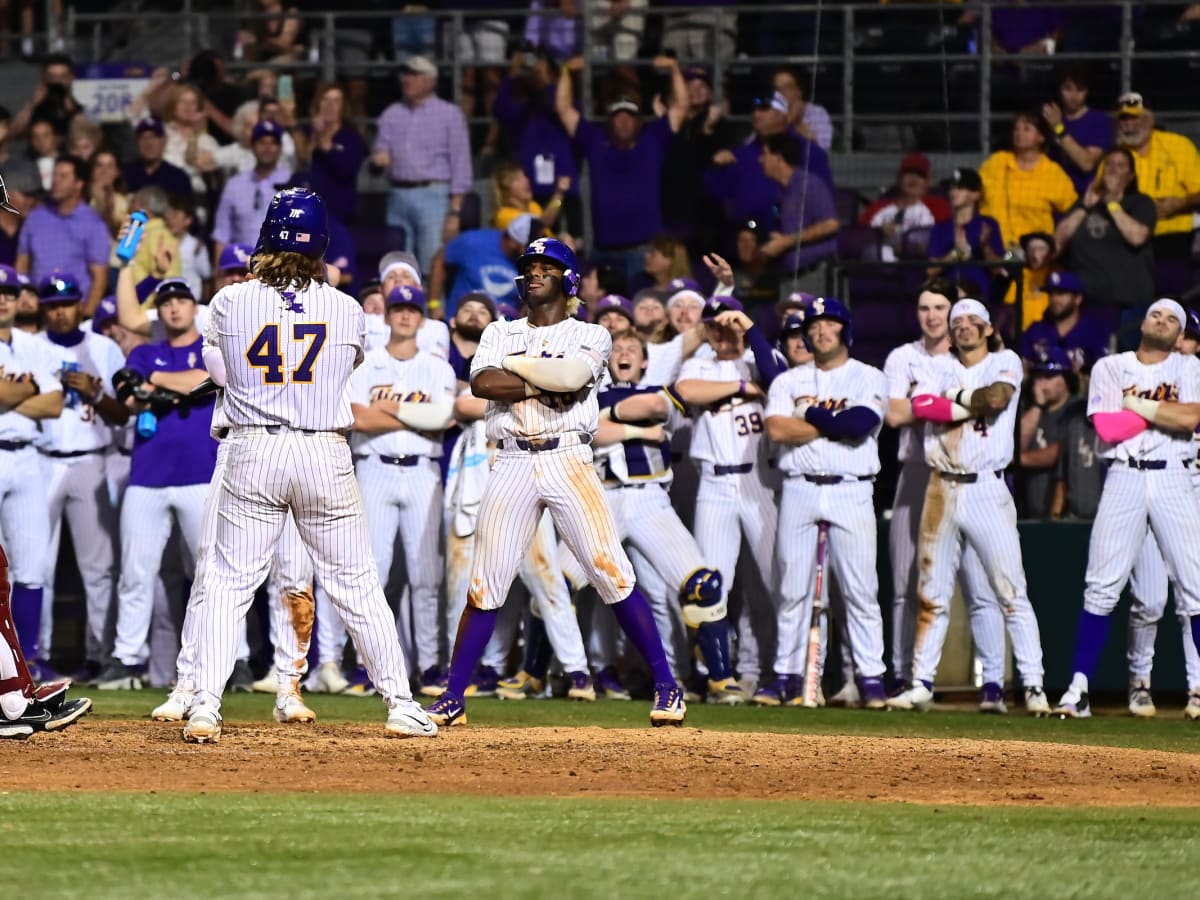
[307,661,350,694]
[886,682,934,711]
[752,674,802,707]
[596,666,631,700]
[0,721,34,740]
[567,671,597,701]
[496,670,545,700]
[828,680,862,708]
[1053,684,1092,719]
[386,699,438,738]
[273,691,316,724]
[1127,680,1156,718]
[1185,691,1200,721]
[1024,686,1052,717]
[650,682,686,727]
[706,678,747,706]
[418,666,448,698]
[341,665,376,697]
[425,692,467,727]
[1,694,92,737]
[464,665,498,698]
[182,707,222,744]
[251,666,280,694]
[979,682,1008,715]
[94,662,145,691]
[859,676,887,710]
[151,688,195,722]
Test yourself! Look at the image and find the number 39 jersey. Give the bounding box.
[677,354,766,467]
[207,278,365,431]
[915,348,1023,473]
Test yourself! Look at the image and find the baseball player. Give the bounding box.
[425,237,685,727]
[184,188,436,742]
[582,328,742,703]
[882,281,1011,713]
[761,297,888,707]
[1122,309,1200,719]
[675,295,786,695]
[890,298,1051,715]
[1055,299,1200,718]
[349,284,456,688]
[0,542,91,738]
[0,264,64,680]
[94,277,218,690]
[34,273,128,680]
[377,251,450,360]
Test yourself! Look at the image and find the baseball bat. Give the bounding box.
[802,521,830,708]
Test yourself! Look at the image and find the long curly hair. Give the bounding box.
[252,250,327,292]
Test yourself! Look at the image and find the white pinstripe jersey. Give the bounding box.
[678,354,765,467]
[471,316,610,442]
[884,339,942,465]
[916,348,1023,472]
[206,278,364,430]
[349,348,457,458]
[36,331,126,453]
[0,328,63,442]
[766,359,887,477]
[1088,351,1200,462]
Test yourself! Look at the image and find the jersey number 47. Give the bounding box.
[246,323,328,384]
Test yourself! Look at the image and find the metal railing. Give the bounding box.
[62,1,1200,154]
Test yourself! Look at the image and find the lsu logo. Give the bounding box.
[288,208,305,219]
[370,385,429,404]
[1123,383,1179,402]
[527,238,548,256]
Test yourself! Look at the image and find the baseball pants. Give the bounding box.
[1127,532,1200,690]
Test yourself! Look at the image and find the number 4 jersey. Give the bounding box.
[678,354,768,469]
[915,348,1023,473]
[207,278,364,431]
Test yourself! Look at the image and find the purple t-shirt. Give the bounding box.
[780,168,837,271]
[16,202,112,299]
[703,132,834,235]
[928,213,1005,299]
[125,336,218,488]
[306,124,368,224]
[492,79,580,203]
[1020,315,1112,374]
[992,8,1063,53]
[575,116,674,249]
[1054,108,1114,194]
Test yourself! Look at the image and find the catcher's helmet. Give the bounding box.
[254,187,329,260]
[516,237,580,299]
[798,296,853,350]
[37,271,83,304]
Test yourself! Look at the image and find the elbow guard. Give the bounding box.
[912,394,971,423]
[395,401,455,432]
[504,355,593,392]
[804,404,881,440]
[1093,410,1149,443]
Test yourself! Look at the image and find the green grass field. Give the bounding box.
[8,693,1200,899]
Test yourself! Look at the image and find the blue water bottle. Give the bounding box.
[136,409,157,440]
[61,360,80,408]
[115,210,149,264]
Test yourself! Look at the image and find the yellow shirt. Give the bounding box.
[979,151,1077,248]
[130,217,182,292]
[493,201,545,231]
[1131,130,1200,235]
[1004,265,1055,327]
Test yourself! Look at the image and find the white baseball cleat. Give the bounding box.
[385,699,438,738]
[273,691,316,724]
[1185,691,1200,721]
[182,707,222,744]
[252,666,281,694]
[1024,686,1051,717]
[828,680,861,709]
[306,661,350,694]
[151,689,194,722]
[1127,680,1157,718]
[886,683,934,711]
[1053,680,1092,719]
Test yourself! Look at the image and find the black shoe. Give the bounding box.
[1,695,92,738]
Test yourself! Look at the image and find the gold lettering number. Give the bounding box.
[246,323,328,385]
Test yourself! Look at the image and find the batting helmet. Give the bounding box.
[37,271,83,304]
[0,264,19,295]
[516,237,579,299]
[255,187,329,260]
[798,296,853,349]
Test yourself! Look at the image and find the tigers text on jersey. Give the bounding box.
[597,382,685,484]
[1088,351,1200,462]
[0,328,63,442]
[766,359,888,477]
[884,339,941,465]
[916,348,1023,472]
[350,348,457,459]
[36,331,126,453]
[206,278,365,431]
[678,354,766,467]
[470,316,609,443]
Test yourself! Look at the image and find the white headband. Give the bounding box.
[950,298,990,324]
[381,261,421,286]
[1147,298,1186,327]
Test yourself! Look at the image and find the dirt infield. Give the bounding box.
[4,721,1200,806]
